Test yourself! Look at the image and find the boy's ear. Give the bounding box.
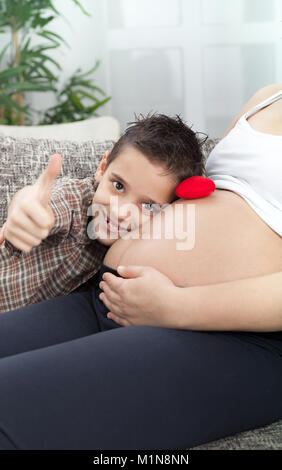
[94,151,110,182]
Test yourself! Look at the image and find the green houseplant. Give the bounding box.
[0,0,110,125]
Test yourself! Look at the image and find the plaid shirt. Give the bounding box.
[0,176,108,313]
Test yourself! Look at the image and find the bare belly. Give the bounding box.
[103,189,282,287]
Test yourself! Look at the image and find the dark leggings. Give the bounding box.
[0,263,282,450]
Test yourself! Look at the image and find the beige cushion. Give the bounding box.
[0,116,120,142]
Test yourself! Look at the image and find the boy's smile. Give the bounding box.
[91,145,179,246]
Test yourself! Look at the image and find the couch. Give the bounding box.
[0,125,281,450]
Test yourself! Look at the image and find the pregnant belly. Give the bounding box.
[103,189,282,287]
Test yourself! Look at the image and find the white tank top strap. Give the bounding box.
[244,89,282,119]
[205,88,282,237]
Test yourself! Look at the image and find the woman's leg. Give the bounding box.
[0,289,101,359]
[0,326,281,450]
[0,264,122,360]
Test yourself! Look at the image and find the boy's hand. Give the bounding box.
[0,222,6,245]
[0,154,62,253]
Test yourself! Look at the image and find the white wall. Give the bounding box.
[103,0,282,136]
[10,0,282,136]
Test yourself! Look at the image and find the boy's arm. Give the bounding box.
[1,176,95,254]
[174,270,282,332]
[0,154,61,253]
[0,154,96,253]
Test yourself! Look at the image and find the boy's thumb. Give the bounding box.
[117,265,147,278]
[35,154,62,205]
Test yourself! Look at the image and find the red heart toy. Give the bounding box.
[175,176,215,199]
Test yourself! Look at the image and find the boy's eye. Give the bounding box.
[142,202,161,214]
[112,181,124,192]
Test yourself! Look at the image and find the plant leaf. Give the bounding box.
[71,0,91,17]
[87,96,111,113]
[0,66,28,81]
[0,94,25,112]
[70,92,84,110]
[0,43,9,66]
[4,82,55,92]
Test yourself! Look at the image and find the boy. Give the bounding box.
[0,114,206,312]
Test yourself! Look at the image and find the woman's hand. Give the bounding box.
[99,265,180,328]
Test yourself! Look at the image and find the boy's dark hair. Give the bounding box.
[104,113,208,184]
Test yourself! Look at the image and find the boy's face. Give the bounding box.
[91,145,178,246]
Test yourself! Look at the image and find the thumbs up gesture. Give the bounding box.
[0,154,62,253]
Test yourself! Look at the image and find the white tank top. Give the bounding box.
[205,90,282,236]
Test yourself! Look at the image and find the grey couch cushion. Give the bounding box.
[188,418,282,450]
[201,137,220,164]
[0,134,281,449]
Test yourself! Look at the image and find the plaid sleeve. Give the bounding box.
[48,176,96,242]
[2,239,22,257]
[48,177,74,238]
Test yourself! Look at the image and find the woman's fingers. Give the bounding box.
[99,291,119,314]
[107,312,131,327]
[99,281,122,306]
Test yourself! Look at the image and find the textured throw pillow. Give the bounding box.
[0,136,116,227]
[202,137,220,163]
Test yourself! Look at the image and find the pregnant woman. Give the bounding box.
[0,84,281,449]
